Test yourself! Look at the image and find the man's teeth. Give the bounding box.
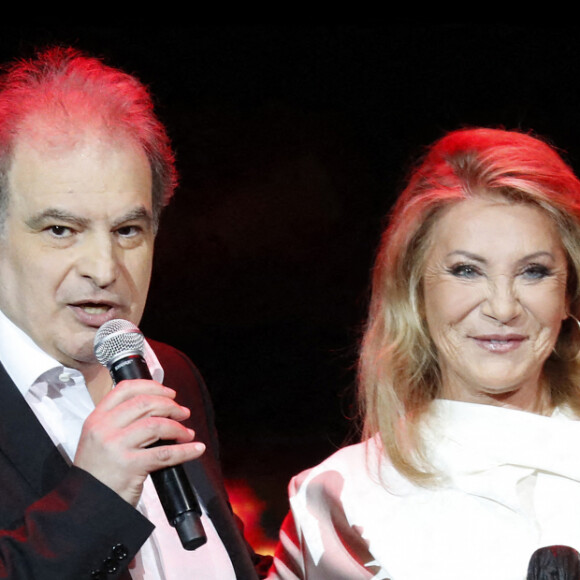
[80,305,110,314]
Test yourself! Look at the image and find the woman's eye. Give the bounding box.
[448,263,481,278]
[522,263,551,279]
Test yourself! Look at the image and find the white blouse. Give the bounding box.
[268,400,580,580]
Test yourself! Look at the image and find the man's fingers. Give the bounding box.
[122,416,197,449]
[142,440,206,470]
[74,377,205,505]
[86,392,191,434]
[98,379,177,409]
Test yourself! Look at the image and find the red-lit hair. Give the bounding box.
[358,127,580,484]
[0,46,177,225]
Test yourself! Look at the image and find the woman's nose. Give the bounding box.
[481,275,522,324]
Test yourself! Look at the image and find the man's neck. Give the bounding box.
[81,363,114,405]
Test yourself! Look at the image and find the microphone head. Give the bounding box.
[94,319,145,368]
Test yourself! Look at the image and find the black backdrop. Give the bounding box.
[2,25,580,545]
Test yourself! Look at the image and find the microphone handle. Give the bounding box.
[109,354,207,550]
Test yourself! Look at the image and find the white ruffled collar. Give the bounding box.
[415,400,580,509]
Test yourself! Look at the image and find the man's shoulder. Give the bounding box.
[146,338,209,404]
[147,338,189,367]
[146,338,201,379]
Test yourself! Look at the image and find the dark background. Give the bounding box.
[3,25,580,547]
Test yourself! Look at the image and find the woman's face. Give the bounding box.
[423,197,569,411]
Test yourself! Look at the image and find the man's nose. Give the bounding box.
[76,235,119,288]
[480,275,522,324]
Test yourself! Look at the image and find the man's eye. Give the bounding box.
[448,263,481,278]
[116,225,141,237]
[48,225,72,237]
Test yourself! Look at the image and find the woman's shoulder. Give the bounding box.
[287,437,413,500]
[291,439,375,480]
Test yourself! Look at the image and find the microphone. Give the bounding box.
[94,319,207,551]
[527,545,580,579]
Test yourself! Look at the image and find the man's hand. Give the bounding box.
[74,379,205,506]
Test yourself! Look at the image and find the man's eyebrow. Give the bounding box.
[111,206,154,229]
[25,206,154,230]
[25,209,89,230]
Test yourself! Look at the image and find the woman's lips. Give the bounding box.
[471,334,527,353]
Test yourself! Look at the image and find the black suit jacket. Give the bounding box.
[0,339,260,579]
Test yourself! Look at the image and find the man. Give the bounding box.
[0,46,266,579]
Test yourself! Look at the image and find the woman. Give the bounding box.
[267,127,580,580]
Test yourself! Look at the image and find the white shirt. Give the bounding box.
[0,309,236,580]
[270,399,580,580]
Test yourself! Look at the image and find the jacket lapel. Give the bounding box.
[0,363,70,496]
[0,363,134,580]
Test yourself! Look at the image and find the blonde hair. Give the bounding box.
[358,127,580,484]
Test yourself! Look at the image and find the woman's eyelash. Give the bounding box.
[446,262,553,279]
[447,263,481,277]
[521,263,552,278]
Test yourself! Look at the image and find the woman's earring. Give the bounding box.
[555,313,580,360]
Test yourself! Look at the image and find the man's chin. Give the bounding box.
[54,336,101,370]
[53,315,142,370]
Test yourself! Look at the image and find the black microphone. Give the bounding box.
[94,319,207,551]
[527,545,580,579]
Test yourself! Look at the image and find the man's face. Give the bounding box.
[0,135,155,369]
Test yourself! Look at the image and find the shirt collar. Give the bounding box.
[0,309,163,395]
[422,399,580,482]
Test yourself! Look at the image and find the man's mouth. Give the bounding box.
[78,303,112,315]
[68,301,121,327]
